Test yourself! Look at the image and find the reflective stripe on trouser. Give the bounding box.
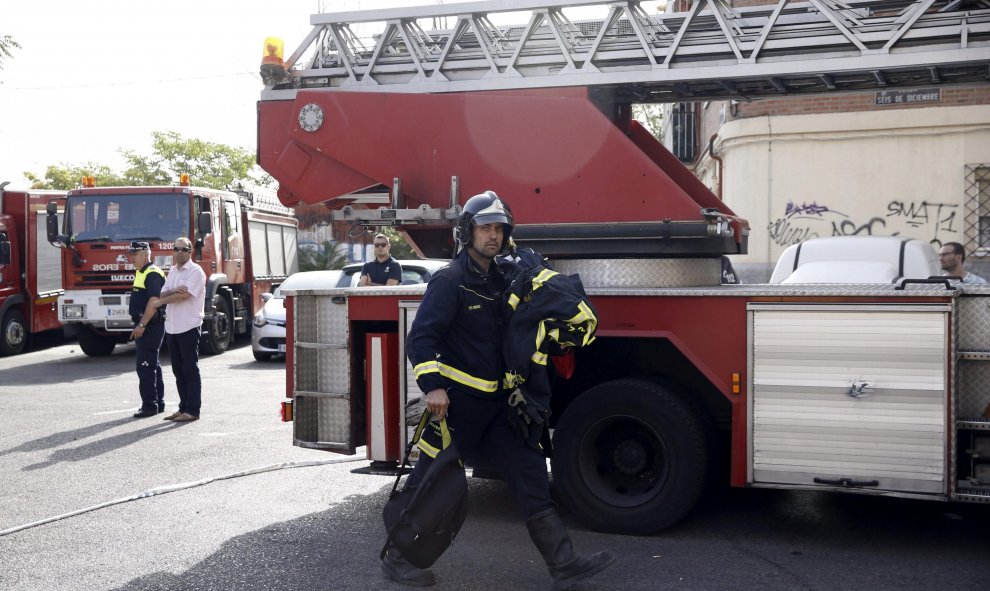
[404,386,553,519]
[135,323,165,409]
[166,326,201,416]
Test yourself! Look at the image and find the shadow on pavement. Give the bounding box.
[106,475,990,591]
[0,416,133,457]
[108,478,616,591]
[20,420,180,471]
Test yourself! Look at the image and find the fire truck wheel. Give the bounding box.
[551,378,711,535]
[0,309,27,356]
[202,295,232,355]
[76,327,117,357]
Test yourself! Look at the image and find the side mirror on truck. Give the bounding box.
[45,201,70,246]
[46,201,61,244]
[197,211,212,238]
[0,235,10,265]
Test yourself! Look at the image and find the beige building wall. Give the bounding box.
[703,105,990,282]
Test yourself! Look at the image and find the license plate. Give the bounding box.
[278,344,286,353]
[106,309,129,317]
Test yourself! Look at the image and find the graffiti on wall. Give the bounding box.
[768,199,959,248]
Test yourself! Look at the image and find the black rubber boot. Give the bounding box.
[380,547,436,587]
[526,508,615,591]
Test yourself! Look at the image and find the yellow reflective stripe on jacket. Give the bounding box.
[413,360,440,379]
[566,300,598,346]
[133,265,165,289]
[532,268,557,290]
[415,359,499,393]
[438,362,499,392]
[531,351,547,366]
[508,292,520,310]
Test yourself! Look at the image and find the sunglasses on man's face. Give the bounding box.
[174,247,192,253]
[374,243,388,247]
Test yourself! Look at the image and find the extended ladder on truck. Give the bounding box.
[260,0,990,257]
[268,0,990,99]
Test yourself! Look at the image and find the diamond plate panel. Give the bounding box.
[294,294,349,346]
[958,295,990,351]
[959,361,990,419]
[292,394,350,446]
[554,258,721,288]
[294,346,350,395]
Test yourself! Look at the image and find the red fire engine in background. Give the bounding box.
[258,0,990,534]
[0,183,65,356]
[47,177,299,356]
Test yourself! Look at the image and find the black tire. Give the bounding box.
[252,350,273,362]
[77,327,117,357]
[201,295,232,355]
[551,378,711,535]
[0,309,27,356]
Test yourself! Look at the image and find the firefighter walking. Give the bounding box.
[384,192,614,589]
[127,241,166,418]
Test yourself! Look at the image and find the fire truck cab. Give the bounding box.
[49,179,299,356]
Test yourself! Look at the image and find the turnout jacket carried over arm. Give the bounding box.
[502,266,598,410]
[407,250,507,397]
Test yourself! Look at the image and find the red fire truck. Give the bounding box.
[47,178,299,356]
[258,0,990,534]
[0,183,66,356]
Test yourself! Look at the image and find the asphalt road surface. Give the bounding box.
[1,336,988,591]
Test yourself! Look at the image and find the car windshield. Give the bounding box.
[66,194,190,243]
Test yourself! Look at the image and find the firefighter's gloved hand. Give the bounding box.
[508,389,549,451]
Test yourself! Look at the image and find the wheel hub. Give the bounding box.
[612,438,648,475]
[5,322,24,345]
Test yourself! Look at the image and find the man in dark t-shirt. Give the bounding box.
[359,233,402,286]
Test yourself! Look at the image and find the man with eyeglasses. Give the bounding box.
[152,236,207,422]
[939,241,987,285]
[359,233,402,286]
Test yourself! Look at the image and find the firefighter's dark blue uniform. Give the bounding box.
[406,248,554,519]
[130,261,166,413]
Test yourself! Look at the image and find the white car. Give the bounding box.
[251,270,341,361]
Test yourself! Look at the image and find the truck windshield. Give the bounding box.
[66,194,190,243]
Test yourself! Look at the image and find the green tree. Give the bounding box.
[26,163,126,190]
[299,240,350,271]
[26,131,273,190]
[120,131,272,189]
[0,35,19,70]
[632,103,664,138]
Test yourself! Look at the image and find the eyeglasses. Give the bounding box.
[173,247,192,253]
[374,243,388,247]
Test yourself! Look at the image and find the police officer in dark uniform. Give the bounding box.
[382,192,613,589]
[127,241,166,418]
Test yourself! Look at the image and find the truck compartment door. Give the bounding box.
[748,303,949,495]
[291,292,355,453]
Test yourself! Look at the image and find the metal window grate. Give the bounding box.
[963,165,990,257]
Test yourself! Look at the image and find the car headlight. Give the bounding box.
[252,312,267,328]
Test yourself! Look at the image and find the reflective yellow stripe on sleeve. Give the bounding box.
[438,362,499,392]
[413,360,441,379]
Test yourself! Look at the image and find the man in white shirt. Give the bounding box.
[153,236,207,421]
[939,242,988,285]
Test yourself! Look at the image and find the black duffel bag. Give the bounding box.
[381,413,468,569]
